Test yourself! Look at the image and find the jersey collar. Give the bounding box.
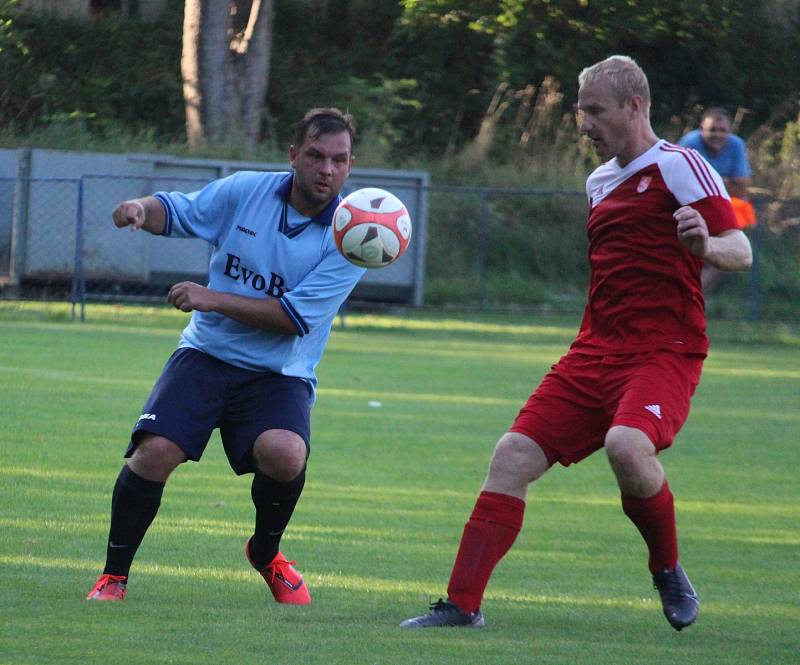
[276,173,342,226]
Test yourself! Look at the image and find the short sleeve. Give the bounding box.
[661,148,738,236]
[279,247,366,336]
[155,173,242,243]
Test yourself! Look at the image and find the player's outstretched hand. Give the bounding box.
[674,205,709,258]
[167,282,216,313]
[112,200,147,231]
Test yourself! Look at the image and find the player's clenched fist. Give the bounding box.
[112,200,147,231]
[674,205,709,258]
[167,281,216,313]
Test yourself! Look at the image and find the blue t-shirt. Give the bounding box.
[154,171,365,397]
[678,129,751,178]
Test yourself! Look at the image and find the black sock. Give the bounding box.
[102,465,164,578]
[249,467,306,569]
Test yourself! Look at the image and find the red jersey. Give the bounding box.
[572,139,738,357]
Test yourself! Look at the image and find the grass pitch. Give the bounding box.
[0,303,798,665]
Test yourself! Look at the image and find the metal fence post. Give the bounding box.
[478,190,491,310]
[8,150,32,296]
[748,196,763,321]
[71,177,86,322]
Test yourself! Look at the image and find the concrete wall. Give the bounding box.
[3,148,429,305]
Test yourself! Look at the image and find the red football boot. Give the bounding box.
[86,574,128,601]
[245,539,311,605]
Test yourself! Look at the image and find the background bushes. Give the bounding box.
[1,0,798,319]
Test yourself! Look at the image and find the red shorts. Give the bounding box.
[510,350,704,467]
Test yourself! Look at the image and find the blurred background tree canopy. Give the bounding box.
[1,0,798,317]
[0,0,799,195]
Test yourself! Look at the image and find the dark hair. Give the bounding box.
[701,106,732,124]
[294,107,356,150]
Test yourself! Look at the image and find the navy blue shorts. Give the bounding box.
[127,348,313,475]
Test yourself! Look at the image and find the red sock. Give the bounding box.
[446,491,525,613]
[621,481,678,574]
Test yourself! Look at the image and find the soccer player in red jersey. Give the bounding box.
[401,55,752,632]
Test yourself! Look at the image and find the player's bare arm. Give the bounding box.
[703,229,753,271]
[112,196,166,234]
[167,282,298,334]
[674,205,752,270]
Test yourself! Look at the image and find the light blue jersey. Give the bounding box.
[154,171,365,398]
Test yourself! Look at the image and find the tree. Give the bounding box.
[181,0,272,151]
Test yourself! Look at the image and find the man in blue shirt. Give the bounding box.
[678,107,751,199]
[679,107,754,291]
[87,108,365,604]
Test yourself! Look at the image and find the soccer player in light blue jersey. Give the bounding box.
[87,108,365,604]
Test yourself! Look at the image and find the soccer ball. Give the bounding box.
[332,188,412,269]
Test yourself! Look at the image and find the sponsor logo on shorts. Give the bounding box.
[138,413,157,421]
[645,404,662,419]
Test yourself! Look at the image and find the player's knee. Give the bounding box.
[605,434,643,474]
[605,431,631,460]
[489,433,549,484]
[257,450,306,482]
[129,434,186,481]
[605,428,662,492]
[252,431,307,481]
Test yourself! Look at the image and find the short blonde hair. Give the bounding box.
[578,55,650,111]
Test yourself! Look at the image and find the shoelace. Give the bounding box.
[656,570,688,602]
[266,557,297,583]
[93,574,127,594]
[428,598,452,613]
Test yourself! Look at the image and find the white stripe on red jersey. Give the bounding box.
[587,140,729,209]
[575,139,738,357]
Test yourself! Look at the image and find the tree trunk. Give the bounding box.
[181,0,272,151]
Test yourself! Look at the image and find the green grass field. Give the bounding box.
[1,304,798,665]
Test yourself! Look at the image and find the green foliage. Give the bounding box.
[750,224,800,320]
[388,3,499,156]
[0,6,184,138]
[3,0,800,158]
[266,0,406,149]
[392,0,800,154]
[422,186,589,309]
[1,1,799,318]
[330,76,422,161]
[0,0,28,56]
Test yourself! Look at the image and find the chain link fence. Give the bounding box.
[422,186,797,322]
[0,175,796,322]
[1,175,215,316]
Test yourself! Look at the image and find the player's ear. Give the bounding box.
[628,95,645,115]
[289,144,297,167]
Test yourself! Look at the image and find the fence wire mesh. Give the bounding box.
[0,175,796,322]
